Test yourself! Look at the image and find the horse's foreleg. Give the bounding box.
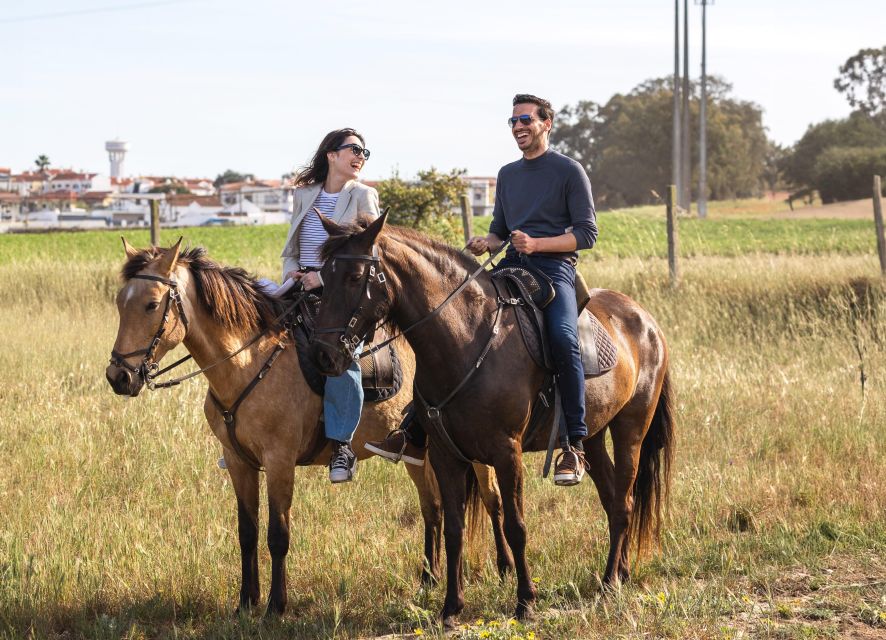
[264,461,295,616]
[226,453,261,613]
[429,446,470,628]
[472,462,515,579]
[492,446,536,620]
[405,459,442,586]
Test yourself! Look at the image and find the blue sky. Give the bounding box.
[2,0,882,180]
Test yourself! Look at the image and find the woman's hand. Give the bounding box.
[293,271,323,291]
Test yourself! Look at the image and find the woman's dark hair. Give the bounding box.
[293,128,366,187]
[513,94,554,122]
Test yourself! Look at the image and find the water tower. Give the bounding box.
[105,139,130,178]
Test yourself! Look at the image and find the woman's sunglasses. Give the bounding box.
[334,143,370,159]
[507,115,535,128]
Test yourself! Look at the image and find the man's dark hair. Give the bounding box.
[513,94,554,122]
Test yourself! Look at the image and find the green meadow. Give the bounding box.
[1,204,885,639]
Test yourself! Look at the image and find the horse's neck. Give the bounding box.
[388,238,496,370]
[180,298,270,402]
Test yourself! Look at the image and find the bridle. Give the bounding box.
[109,274,189,384]
[313,240,510,362]
[312,244,389,358]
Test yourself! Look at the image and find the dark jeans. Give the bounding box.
[498,253,588,442]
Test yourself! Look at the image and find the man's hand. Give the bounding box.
[293,270,323,291]
[466,235,489,256]
[467,233,504,256]
[511,230,538,255]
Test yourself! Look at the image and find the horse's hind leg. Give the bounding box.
[492,446,537,620]
[584,430,630,581]
[472,463,515,578]
[405,459,442,585]
[226,452,261,613]
[264,458,295,616]
[604,408,651,585]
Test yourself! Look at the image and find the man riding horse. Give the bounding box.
[367,93,599,486]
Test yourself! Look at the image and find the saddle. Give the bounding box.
[491,265,618,377]
[289,294,403,403]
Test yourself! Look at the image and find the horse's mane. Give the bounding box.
[121,246,286,332]
[320,222,481,279]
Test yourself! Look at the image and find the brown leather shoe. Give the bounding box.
[365,429,425,466]
[553,447,588,486]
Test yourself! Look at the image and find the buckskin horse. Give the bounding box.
[310,213,675,625]
[104,238,515,617]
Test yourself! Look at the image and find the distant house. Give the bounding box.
[464,176,496,216]
[46,171,111,194]
[0,191,23,220]
[0,168,12,192]
[219,179,285,212]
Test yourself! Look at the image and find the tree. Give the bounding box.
[763,142,788,196]
[552,77,769,207]
[213,169,254,188]
[149,184,189,195]
[834,46,886,118]
[375,168,467,242]
[782,112,886,188]
[34,155,50,172]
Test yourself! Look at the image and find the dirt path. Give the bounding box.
[778,198,878,220]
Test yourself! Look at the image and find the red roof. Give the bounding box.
[167,194,222,206]
[38,190,78,200]
[50,171,96,181]
[0,192,22,202]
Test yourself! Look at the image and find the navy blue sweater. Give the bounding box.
[489,149,597,262]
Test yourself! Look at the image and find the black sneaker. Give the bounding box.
[365,429,426,466]
[329,441,357,483]
[553,447,588,486]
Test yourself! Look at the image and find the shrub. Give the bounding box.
[812,145,886,202]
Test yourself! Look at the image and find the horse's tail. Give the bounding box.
[629,368,675,557]
[464,464,485,556]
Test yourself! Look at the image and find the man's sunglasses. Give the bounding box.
[334,143,370,159]
[507,115,535,128]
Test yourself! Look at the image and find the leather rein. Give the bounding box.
[313,240,516,464]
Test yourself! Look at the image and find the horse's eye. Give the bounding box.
[146,301,160,312]
[348,271,364,283]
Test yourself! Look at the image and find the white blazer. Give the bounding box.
[280,180,380,280]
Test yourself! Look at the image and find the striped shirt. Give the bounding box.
[298,189,338,268]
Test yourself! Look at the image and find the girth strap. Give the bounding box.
[209,337,288,472]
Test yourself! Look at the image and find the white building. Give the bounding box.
[45,171,111,194]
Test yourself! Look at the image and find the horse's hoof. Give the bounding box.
[441,614,459,630]
[515,602,535,621]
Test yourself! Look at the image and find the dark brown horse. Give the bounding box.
[104,239,514,617]
[311,213,675,625]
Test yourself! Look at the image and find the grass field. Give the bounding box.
[1,207,885,639]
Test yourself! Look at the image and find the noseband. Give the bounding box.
[109,274,189,384]
[313,245,388,359]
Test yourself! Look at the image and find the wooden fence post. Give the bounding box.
[150,199,160,246]
[873,175,886,277]
[459,194,473,245]
[666,184,679,287]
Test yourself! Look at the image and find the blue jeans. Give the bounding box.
[323,344,364,443]
[498,254,587,442]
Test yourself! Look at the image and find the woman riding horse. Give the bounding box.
[281,127,378,483]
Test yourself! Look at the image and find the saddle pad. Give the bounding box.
[578,309,618,375]
[506,295,617,378]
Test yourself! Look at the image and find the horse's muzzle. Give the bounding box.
[310,340,351,377]
[105,363,145,397]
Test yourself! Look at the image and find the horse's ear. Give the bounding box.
[121,237,139,259]
[318,212,346,236]
[362,210,388,245]
[156,237,183,277]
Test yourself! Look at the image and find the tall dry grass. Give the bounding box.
[0,250,884,639]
